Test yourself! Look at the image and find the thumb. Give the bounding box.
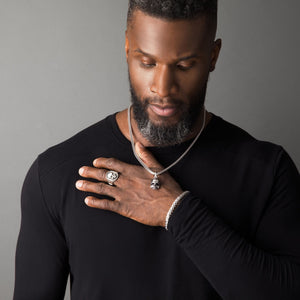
[135,142,162,170]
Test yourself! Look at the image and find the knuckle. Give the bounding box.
[96,183,106,194]
[97,169,106,179]
[106,158,117,169]
[114,191,121,201]
[122,204,130,216]
[113,200,121,213]
[102,200,112,210]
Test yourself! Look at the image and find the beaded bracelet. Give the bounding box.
[165,191,190,230]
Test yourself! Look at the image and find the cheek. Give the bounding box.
[179,69,209,97]
[128,61,153,97]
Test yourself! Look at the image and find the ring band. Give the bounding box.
[105,170,119,186]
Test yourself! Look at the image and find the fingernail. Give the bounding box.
[76,180,83,188]
[135,143,141,156]
[84,198,89,205]
[79,167,84,175]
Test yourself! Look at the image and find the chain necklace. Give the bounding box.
[128,104,207,189]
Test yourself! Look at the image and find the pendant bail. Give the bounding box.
[150,173,160,190]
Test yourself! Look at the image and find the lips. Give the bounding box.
[149,104,178,117]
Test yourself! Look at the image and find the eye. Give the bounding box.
[176,62,195,71]
[140,61,156,69]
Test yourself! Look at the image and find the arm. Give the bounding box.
[168,148,300,300]
[13,157,69,300]
[74,142,300,299]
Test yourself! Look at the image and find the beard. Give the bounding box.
[129,76,208,147]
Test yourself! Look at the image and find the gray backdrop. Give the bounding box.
[1,1,299,299]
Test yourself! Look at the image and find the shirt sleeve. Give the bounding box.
[13,156,69,300]
[168,147,300,300]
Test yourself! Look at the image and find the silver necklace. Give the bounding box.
[128,104,207,190]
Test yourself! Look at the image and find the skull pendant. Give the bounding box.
[150,175,160,190]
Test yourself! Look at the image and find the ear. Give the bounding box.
[125,30,129,61]
[209,38,222,72]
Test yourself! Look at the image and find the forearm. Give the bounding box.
[168,193,300,300]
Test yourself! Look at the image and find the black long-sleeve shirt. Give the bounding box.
[14,112,300,299]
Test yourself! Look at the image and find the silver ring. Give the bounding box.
[105,170,119,186]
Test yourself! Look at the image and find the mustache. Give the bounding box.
[143,97,183,107]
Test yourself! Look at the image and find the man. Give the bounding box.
[14,1,300,299]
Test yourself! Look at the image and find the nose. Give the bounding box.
[150,65,178,98]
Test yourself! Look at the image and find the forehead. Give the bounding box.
[127,10,212,59]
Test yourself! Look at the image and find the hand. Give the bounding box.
[75,142,183,227]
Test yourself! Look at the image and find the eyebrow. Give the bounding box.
[133,48,199,62]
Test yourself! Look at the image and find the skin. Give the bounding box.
[75,9,222,227]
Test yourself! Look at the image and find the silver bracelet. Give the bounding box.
[165,191,190,230]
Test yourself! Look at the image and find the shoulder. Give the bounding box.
[37,113,116,178]
[210,113,285,166]
[207,114,296,173]
[24,113,117,220]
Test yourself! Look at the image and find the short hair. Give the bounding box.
[127,0,218,30]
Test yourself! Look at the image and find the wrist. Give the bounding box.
[164,191,190,230]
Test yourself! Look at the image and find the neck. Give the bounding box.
[116,105,212,148]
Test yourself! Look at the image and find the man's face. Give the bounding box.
[126,10,221,146]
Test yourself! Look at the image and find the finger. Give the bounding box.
[135,142,163,171]
[78,166,107,181]
[92,157,130,173]
[79,166,123,187]
[75,180,119,198]
[84,197,121,213]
